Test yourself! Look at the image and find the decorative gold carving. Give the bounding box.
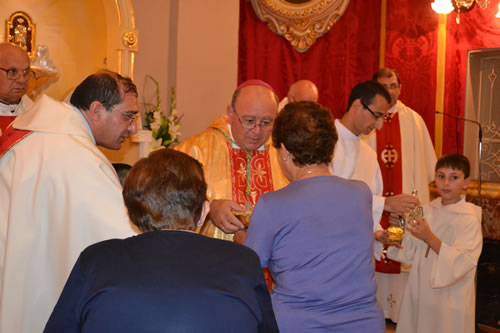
[6,11,36,59]
[250,0,350,53]
[122,31,138,48]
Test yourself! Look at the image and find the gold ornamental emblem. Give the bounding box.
[381,145,398,167]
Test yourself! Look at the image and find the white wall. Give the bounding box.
[176,0,240,141]
[132,0,239,142]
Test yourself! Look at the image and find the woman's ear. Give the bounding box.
[197,200,210,227]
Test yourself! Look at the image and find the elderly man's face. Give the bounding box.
[376,75,400,108]
[96,93,139,150]
[228,86,278,151]
[0,46,30,104]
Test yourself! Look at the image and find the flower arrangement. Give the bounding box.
[143,75,182,150]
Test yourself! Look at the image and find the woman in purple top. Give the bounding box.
[245,101,384,332]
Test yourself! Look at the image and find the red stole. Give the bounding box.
[375,113,403,274]
[227,142,275,289]
[0,116,32,158]
[226,142,274,207]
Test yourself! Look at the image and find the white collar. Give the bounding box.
[0,100,21,116]
[335,119,360,141]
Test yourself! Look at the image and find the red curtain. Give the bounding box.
[238,0,382,119]
[239,0,500,153]
[384,0,439,143]
[443,4,500,154]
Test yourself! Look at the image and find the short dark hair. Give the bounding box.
[70,70,138,111]
[272,101,337,167]
[373,67,401,85]
[346,80,391,113]
[112,163,132,187]
[123,149,207,232]
[435,153,471,178]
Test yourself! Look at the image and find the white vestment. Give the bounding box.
[332,119,385,226]
[0,95,136,333]
[0,95,33,116]
[387,197,482,333]
[332,119,385,258]
[362,100,437,322]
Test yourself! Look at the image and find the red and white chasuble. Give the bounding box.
[375,113,403,274]
[175,114,289,241]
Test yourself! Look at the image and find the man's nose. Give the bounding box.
[128,120,137,135]
[15,75,29,83]
[375,118,384,130]
[250,124,262,134]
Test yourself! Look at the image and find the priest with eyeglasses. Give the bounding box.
[0,43,34,135]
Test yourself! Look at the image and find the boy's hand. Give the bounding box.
[406,217,442,255]
[406,217,432,242]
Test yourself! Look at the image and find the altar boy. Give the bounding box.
[387,153,482,333]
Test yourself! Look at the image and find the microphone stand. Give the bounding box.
[436,111,482,203]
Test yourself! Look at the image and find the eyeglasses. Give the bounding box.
[381,83,400,90]
[108,104,138,122]
[233,109,274,130]
[0,67,35,80]
[360,101,385,120]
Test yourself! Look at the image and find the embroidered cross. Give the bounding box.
[381,145,399,167]
[387,294,397,308]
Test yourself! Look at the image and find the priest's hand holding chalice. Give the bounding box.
[232,204,253,244]
[209,199,252,243]
[387,190,424,246]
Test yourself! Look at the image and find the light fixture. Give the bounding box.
[431,0,454,14]
[431,0,500,23]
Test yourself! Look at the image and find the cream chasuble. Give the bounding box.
[0,95,136,333]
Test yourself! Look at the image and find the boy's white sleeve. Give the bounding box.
[386,231,418,266]
[430,215,483,288]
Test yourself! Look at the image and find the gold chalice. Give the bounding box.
[233,210,252,228]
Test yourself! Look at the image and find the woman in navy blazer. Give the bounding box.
[45,149,278,333]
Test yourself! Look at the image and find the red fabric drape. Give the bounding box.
[384,0,439,143]
[238,0,381,119]
[443,4,500,155]
[239,0,500,153]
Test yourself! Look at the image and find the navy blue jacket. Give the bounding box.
[44,230,278,332]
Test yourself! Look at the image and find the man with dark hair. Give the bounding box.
[0,70,138,333]
[176,80,288,242]
[331,81,419,250]
[367,68,436,323]
[0,43,34,134]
